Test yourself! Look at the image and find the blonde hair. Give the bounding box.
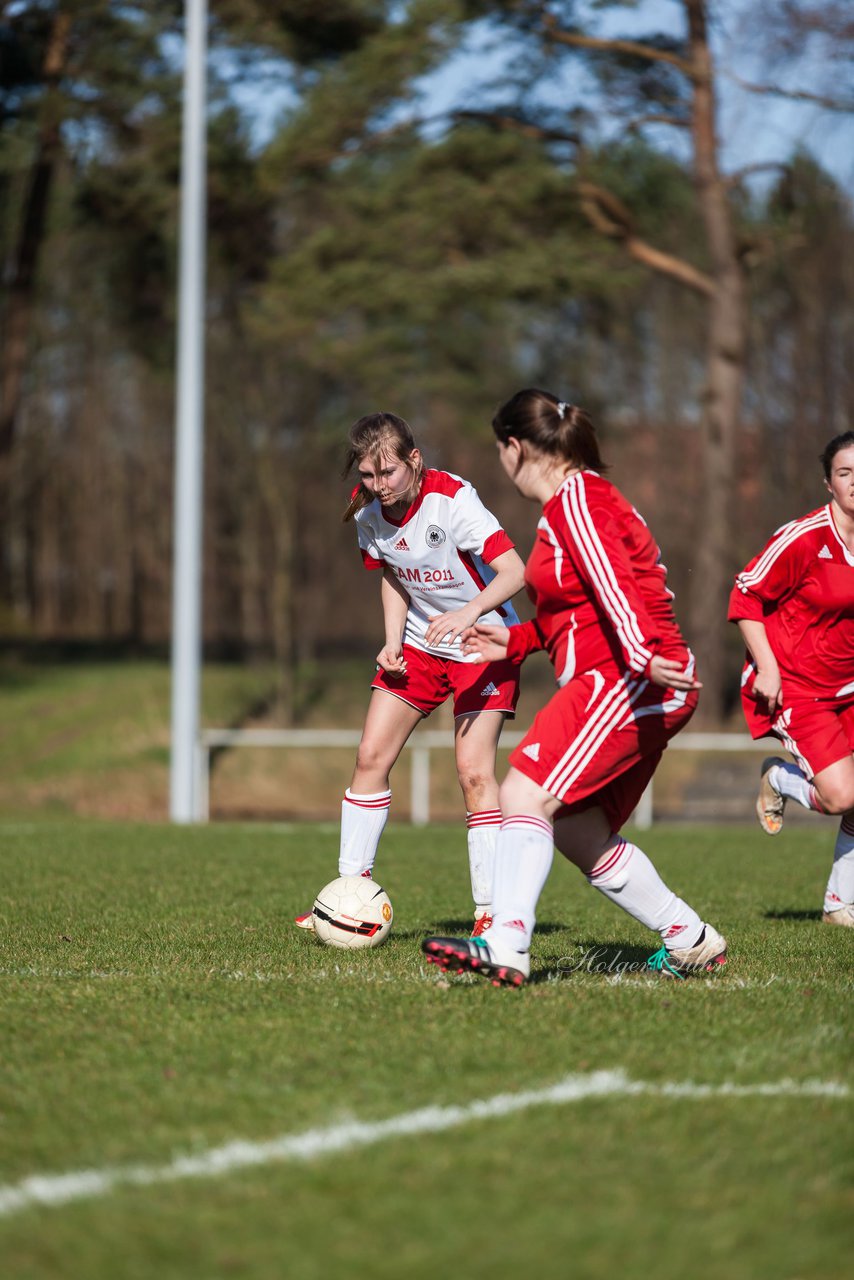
[342,413,424,521]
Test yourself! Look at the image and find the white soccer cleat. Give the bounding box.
[756,756,787,835]
[822,903,854,928]
[647,924,727,979]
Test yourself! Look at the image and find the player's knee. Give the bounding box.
[354,740,394,777]
[815,779,854,815]
[498,773,530,815]
[456,763,493,803]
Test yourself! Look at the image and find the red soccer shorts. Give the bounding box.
[371,643,519,719]
[765,695,854,780]
[509,667,698,830]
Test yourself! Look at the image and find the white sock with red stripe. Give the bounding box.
[769,762,825,812]
[824,813,854,912]
[587,837,704,949]
[466,809,501,914]
[487,815,554,954]
[338,789,391,878]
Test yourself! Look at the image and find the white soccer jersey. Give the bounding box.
[355,469,520,661]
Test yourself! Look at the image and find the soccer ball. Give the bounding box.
[311,876,393,950]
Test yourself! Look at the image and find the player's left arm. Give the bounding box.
[423,548,525,649]
[377,569,410,675]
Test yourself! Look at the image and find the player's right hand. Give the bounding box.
[751,668,783,711]
[460,623,509,663]
[376,644,407,676]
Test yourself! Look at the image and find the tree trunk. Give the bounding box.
[0,8,71,459]
[0,8,72,622]
[685,0,746,723]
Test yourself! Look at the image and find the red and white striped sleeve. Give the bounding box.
[557,476,660,676]
[505,619,546,664]
[728,514,819,622]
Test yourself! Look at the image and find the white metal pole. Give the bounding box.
[170,0,208,823]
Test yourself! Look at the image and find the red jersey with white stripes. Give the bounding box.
[728,504,854,702]
[506,470,689,684]
[355,469,519,661]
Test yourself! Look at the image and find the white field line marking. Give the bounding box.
[0,1069,847,1219]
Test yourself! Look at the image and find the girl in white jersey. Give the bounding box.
[295,412,526,933]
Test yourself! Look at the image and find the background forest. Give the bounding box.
[1,0,852,728]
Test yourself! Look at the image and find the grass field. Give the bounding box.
[1,819,851,1280]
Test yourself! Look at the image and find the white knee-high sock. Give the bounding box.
[824,813,854,911]
[466,809,501,913]
[488,815,554,953]
[338,789,391,878]
[587,837,704,948]
[770,762,825,812]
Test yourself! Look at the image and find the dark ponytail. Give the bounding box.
[492,388,607,472]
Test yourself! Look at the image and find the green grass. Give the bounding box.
[0,821,850,1279]
[0,659,276,821]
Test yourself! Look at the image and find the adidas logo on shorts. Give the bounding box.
[480,681,500,697]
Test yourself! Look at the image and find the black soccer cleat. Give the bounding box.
[421,935,529,987]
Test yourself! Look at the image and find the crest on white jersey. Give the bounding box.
[426,524,446,547]
[522,743,541,761]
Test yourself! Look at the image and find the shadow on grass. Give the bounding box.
[532,939,658,984]
[394,920,567,943]
[406,925,661,985]
[764,909,823,922]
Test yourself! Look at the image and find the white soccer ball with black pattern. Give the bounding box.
[311,876,393,949]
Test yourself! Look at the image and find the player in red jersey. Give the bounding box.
[421,388,726,985]
[295,412,526,933]
[728,431,854,927]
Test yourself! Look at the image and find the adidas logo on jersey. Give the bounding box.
[480,681,500,698]
[522,743,540,761]
[817,544,833,560]
[393,536,410,551]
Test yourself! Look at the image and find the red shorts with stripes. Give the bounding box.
[761,695,854,780]
[371,643,519,719]
[509,667,698,830]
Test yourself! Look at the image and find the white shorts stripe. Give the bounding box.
[545,674,646,798]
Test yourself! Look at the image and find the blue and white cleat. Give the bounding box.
[647,924,727,979]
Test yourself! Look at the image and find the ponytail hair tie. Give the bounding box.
[556,401,567,420]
